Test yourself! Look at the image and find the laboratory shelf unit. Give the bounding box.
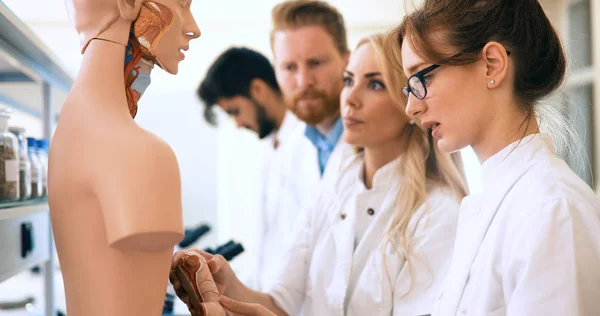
[0,1,73,316]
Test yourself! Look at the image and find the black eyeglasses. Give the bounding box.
[402,47,511,100]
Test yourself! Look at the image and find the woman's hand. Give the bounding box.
[170,250,227,316]
[220,296,278,316]
[172,249,243,298]
[171,249,286,316]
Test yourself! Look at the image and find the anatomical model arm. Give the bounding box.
[94,134,184,251]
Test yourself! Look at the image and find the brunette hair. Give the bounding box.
[389,0,566,114]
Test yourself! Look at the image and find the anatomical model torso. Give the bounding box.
[48,1,200,315]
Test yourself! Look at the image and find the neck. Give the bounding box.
[71,39,130,117]
[472,104,540,163]
[270,95,287,131]
[315,111,341,136]
[362,136,406,189]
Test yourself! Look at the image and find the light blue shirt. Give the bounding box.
[304,116,344,176]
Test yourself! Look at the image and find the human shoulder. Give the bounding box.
[426,184,463,211]
[405,184,463,231]
[504,152,597,214]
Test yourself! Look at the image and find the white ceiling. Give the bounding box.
[2,0,406,94]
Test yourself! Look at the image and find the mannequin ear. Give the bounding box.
[117,0,144,21]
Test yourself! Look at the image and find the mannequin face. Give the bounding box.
[143,0,201,74]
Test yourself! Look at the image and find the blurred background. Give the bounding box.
[0,0,596,315]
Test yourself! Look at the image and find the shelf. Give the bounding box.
[0,3,71,315]
[0,199,48,221]
[0,209,50,284]
[0,2,72,118]
[0,2,72,91]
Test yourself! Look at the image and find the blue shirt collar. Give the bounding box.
[304,116,344,150]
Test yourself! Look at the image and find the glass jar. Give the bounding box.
[36,139,48,197]
[27,137,42,199]
[0,110,20,201]
[8,126,31,201]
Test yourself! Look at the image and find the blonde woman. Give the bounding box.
[173,34,468,316]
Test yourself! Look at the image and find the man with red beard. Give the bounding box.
[246,0,351,292]
[270,0,350,179]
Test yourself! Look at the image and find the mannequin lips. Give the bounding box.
[180,46,189,59]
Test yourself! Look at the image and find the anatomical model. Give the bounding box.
[48,1,200,315]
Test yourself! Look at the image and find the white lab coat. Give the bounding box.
[256,112,349,291]
[269,152,462,316]
[434,133,600,316]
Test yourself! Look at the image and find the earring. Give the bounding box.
[490,79,495,84]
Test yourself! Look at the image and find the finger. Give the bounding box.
[221,295,270,316]
[202,302,227,316]
[208,254,227,274]
[197,249,214,261]
[192,256,220,302]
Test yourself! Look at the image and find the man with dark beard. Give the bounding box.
[199,47,285,141]
[197,46,317,291]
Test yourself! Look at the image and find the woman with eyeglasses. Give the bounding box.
[387,0,600,315]
[171,34,468,316]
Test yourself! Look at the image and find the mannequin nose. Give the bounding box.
[186,14,201,39]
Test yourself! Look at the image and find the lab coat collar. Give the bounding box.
[480,133,555,193]
[272,111,301,149]
[355,152,403,191]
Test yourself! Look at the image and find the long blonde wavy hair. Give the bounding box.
[356,34,469,295]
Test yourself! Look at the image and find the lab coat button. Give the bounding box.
[340,213,347,220]
[367,208,375,215]
[460,308,468,315]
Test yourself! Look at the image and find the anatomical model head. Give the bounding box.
[69,0,201,117]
